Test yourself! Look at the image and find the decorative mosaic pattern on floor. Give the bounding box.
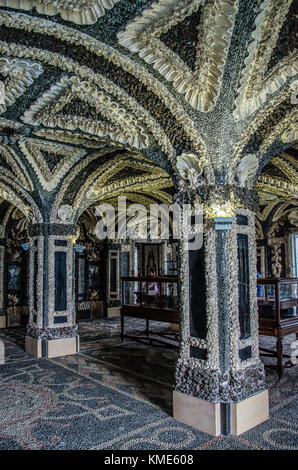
[0,322,297,450]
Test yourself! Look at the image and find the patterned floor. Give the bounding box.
[0,319,297,450]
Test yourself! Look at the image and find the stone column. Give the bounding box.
[173,189,269,436]
[0,238,6,328]
[25,224,79,358]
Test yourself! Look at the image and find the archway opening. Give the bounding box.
[255,147,298,380]
[0,199,30,362]
[72,156,181,412]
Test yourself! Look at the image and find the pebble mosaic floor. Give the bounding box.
[0,319,297,450]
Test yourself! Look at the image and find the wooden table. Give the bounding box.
[120,275,179,348]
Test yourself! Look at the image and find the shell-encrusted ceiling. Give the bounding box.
[256,150,298,225]
[0,0,120,25]
[117,0,238,112]
[0,0,296,218]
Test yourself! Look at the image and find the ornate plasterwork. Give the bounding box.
[57,204,73,224]
[1,203,14,235]
[234,154,258,188]
[256,176,298,200]
[230,107,297,183]
[0,10,207,160]
[177,153,203,189]
[33,129,122,150]
[0,0,119,25]
[0,143,33,191]
[259,108,298,157]
[0,56,43,114]
[118,0,238,112]
[18,138,86,192]
[21,75,149,150]
[273,200,298,223]
[0,117,23,131]
[230,86,293,169]
[281,121,298,143]
[103,192,173,212]
[78,154,173,214]
[255,217,263,240]
[0,39,175,158]
[269,155,298,184]
[234,0,298,119]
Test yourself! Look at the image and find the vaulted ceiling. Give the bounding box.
[0,0,297,224]
[256,148,298,233]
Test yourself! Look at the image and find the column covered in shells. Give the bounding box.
[173,183,268,436]
[25,223,79,358]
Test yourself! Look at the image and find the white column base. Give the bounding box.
[173,390,221,436]
[25,336,80,358]
[0,316,6,328]
[25,336,42,357]
[107,307,120,318]
[230,389,269,435]
[173,389,269,436]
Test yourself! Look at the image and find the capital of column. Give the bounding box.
[174,183,258,213]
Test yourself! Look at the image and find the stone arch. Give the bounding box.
[0,177,43,224]
[50,149,176,224]
[0,10,208,162]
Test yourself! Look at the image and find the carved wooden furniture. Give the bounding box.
[120,275,179,347]
[257,277,298,378]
